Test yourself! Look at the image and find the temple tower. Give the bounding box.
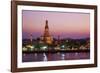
[43,20,53,44]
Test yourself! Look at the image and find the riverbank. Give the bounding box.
[23,49,90,53]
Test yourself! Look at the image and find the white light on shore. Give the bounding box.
[61,45,65,48]
[41,46,47,50]
[22,47,27,51]
[26,45,34,49]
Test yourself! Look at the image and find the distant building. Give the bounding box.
[40,20,53,44]
[30,34,33,45]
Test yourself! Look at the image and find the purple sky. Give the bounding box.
[22,10,90,39]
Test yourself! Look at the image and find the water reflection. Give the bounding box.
[22,52,90,62]
[61,53,65,60]
[43,53,48,61]
[34,53,37,56]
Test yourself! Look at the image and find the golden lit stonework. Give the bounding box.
[41,20,53,44]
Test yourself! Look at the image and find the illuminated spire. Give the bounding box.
[45,20,48,29]
[43,20,53,44]
[30,34,33,45]
[44,20,50,37]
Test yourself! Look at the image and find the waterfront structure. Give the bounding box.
[40,20,53,45]
[30,34,33,45]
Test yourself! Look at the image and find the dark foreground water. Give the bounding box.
[22,52,90,62]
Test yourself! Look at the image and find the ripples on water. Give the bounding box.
[22,52,90,62]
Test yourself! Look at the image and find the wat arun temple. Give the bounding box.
[40,20,53,45]
[23,20,90,52]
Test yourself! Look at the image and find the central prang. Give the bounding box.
[40,20,53,45]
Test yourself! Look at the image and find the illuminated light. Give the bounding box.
[31,45,34,48]
[55,47,60,50]
[22,47,27,51]
[41,46,47,50]
[30,48,34,51]
[43,46,47,49]
[61,53,65,57]
[26,45,34,49]
[61,45,65,48]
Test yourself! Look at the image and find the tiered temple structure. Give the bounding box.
[40,20,53,44]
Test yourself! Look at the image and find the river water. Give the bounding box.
[22,52,90,62]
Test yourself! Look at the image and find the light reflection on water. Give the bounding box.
[22,52,90,62]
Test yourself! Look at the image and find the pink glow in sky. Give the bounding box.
[22,10,90,39]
